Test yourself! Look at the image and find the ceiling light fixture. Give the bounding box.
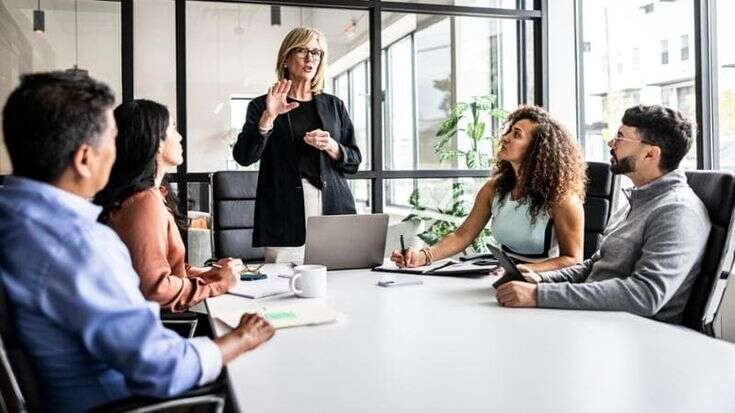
[270,5,281,26]
[65,0,88,76]
[33,0,45,34]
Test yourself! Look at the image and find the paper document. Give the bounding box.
[373,259,496,276]
[227,277,291,299]
[218,302,340,329]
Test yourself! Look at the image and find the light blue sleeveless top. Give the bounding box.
[489,193,558,262]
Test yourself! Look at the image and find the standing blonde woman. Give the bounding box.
[233,27,361,263]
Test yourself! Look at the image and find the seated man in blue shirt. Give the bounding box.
[0,71,275,412]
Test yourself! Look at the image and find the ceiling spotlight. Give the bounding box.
[33,0,44,34]
[270,6,281,26]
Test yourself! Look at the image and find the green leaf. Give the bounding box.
[466,152,476,169]
[436,116,461,138]
[473,121,486,141]
[408,189,425,211]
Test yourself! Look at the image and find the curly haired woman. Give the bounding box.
[391,105,587,272]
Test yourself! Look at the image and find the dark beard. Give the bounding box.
[610,151,636,174]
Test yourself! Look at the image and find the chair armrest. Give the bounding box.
[703,270,731,336]
[161,311,199,339]
[87,380,227,413]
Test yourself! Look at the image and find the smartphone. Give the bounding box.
[487,244,526,288]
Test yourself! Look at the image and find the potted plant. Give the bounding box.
[403,94,506,254]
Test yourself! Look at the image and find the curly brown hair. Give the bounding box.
[493,105,587,224]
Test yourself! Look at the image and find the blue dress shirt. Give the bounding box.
[0,177,222,412]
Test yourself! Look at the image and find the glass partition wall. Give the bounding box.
[167,0,543,261]
[0,0,544,262]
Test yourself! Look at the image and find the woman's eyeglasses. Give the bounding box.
[291,47,324,61]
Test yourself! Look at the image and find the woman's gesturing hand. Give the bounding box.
[305,129,342,160]
[261,79,299,130]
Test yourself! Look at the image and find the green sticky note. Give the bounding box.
[264,310,297,321]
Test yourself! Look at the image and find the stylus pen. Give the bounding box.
[400,234,407,264]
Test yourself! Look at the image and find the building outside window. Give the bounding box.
[680,34,689,61]
[579,0,696,167]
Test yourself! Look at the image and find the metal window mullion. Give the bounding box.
[369,2,383,213]
[411,34,418,172]
[175,0,188,249]
[694,0,718,169]
[516,18,527,104]
[121,0,133,102]
[573,0,586,146]
[533,0,548,107]
[380,1,540,19]
[449,16,457,169]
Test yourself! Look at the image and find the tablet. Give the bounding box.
[487,244,527,288]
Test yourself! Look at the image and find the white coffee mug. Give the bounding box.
[289,265,327,298]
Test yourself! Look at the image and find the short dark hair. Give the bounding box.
[2,71,115,182]
[621,105,693,172]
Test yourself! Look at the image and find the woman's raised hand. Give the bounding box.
[265,79,299,118]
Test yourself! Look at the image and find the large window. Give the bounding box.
[578,0,697,167]
[327,9,529,244]
[0,0,122,174]
[717,0,735,171]
[379,14,520,171]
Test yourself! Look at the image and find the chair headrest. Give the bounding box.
[211,171,259,200]
[685,170,735,227]
[586,161,613,198]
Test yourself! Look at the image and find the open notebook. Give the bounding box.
[217,302,341,330]
[373,259,497,276]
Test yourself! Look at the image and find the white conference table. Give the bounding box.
[206,265,735,413]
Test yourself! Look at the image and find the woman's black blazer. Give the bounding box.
[232,93,362,247]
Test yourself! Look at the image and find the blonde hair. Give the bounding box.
[276,27,328,94]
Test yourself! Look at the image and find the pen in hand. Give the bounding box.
[400,234,407,266]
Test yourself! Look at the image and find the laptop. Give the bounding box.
[303,214,389,270]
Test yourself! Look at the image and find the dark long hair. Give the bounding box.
[94,99,185,228]
[493,105,587,224]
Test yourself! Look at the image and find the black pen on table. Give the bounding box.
[400,234,407,265]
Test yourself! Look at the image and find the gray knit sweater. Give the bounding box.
[537,169,711,323]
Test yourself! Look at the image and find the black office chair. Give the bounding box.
[583,161,618,259]
[0,280,227,413]
[682,170,735,336]
[161,310,200,339]
[210,171,264,262]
